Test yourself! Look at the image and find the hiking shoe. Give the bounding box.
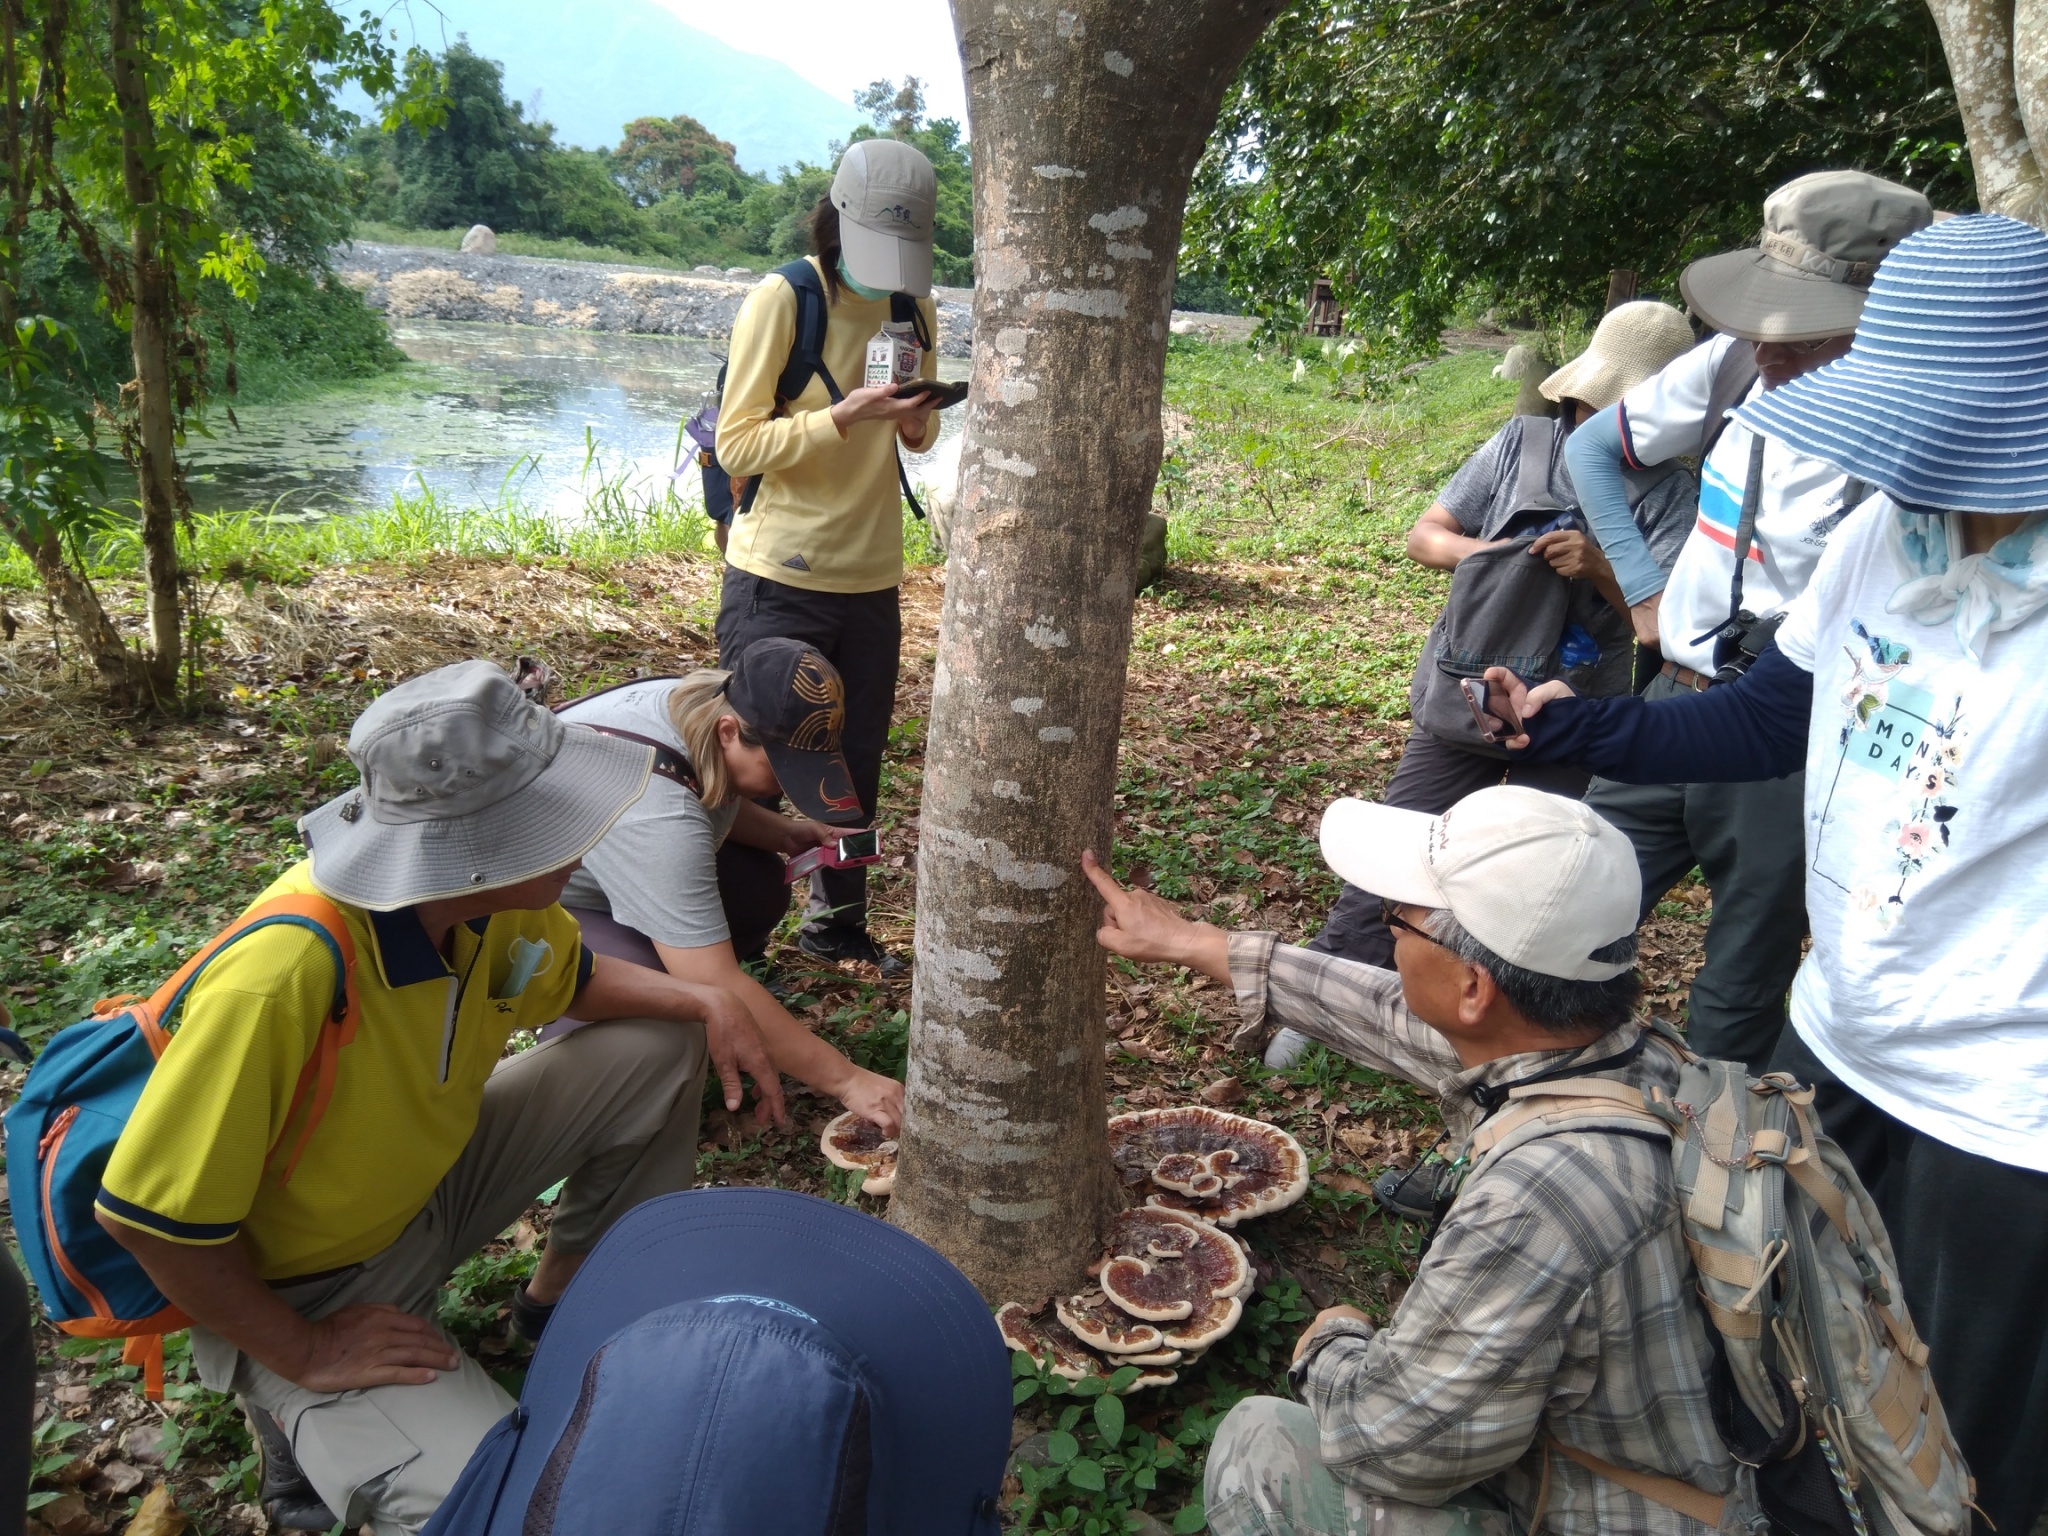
[510,1282,556,1343]
[246,1404,340,1532]
[1263,1028,1313,1070]
[798,928,909,980]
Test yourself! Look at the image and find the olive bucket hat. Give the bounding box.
[1681,170,1932,343]
[300,660,653,911]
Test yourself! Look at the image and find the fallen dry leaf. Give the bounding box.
[1200,1076,1246,1106]
[123,1483,189,1536]
[1318,1171,1376,1197]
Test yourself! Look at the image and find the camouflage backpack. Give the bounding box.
[1466,1027,1972,1535]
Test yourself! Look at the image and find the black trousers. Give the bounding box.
[715,566,901,938]
[1773,1029,2048,1535]
[0,1247,31,1536]
[1584,676,1810,1071]
[1306,727,1590,967]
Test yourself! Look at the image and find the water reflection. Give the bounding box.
[178,318,968,519]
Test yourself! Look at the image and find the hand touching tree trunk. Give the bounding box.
[888,0,1281,1301]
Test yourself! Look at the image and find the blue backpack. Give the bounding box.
[687,258,928,523]
[4,894,359,1396]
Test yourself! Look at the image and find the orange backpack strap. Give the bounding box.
[256,897,363,1186]
[109,893,358,1060]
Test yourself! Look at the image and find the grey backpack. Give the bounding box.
[1468,1029,1973,1536]
[1410,419,1633,757]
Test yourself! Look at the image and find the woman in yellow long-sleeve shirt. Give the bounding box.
[712,138,940,977]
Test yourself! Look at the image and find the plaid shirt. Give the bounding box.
[1227,932,1735,1534]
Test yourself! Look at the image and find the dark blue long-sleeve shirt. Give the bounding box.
[1513,643,1812,783]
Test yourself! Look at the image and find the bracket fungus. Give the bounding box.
[819,1111,898,1196]
[1096,1207,1251,1351]
[1107,1106,1309,1226]
[996,1303,1178,1393]
[1055,1291,1166,1356]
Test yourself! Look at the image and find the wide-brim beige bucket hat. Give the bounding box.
[1540,301,1697,411]
[1680,170,1932,343]
[300,660,653,911]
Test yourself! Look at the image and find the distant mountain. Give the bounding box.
[390,0,863,174]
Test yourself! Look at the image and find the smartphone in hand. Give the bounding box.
[784,830,885,884]
[1460,675,1522,744]
[891,379,969,409]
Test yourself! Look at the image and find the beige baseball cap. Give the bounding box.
[1679,170,1932,343]
[1318,786,1641,982]
[831,138,937,298]
[1539,301,1697,411]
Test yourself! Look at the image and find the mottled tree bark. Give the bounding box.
[108,0,182,696]
[889,0,1280,1301]
[1927,0,2048,225]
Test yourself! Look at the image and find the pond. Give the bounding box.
[178,318,970,521]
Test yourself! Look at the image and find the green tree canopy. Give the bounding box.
[1186,0,1972,339]
[386,39,550,231]
[614,115,743,207]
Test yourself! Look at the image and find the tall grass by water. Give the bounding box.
[0,429,946,592]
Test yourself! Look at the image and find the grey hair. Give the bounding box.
[1426,910,1640,1035]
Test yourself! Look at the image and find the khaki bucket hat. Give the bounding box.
[300,660,653,911]
[1540,301,1698,411]
[1680,170,1932,343]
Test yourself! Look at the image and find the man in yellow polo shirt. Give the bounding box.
[97,661,791,1535]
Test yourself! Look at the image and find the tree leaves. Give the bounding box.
[1187,0,1974,337]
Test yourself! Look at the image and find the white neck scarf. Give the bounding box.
[1885,508,2048,661]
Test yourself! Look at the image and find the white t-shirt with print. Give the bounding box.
[1622,334,1870,674]
[1776,502,2048,1170]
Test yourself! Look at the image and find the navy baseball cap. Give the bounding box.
[424,1189,1009,1536]
[728,639,865,825]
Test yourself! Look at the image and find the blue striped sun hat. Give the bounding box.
[1735,214,2048,514]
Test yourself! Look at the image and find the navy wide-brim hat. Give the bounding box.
[1735,214,2048,514]
[425,1189,1010,1536]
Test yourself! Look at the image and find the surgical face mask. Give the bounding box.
[837,258,892,302]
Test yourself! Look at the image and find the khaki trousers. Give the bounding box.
[192,1016,709,1536]
[1205,1398,1511,1536]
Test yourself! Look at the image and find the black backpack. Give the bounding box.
[687,259,928,522]
[1410,419,1635,757]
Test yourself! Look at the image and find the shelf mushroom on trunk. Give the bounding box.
[996,1303,1180,1393]
[820,1111,898,1196]
[1096,1206,1250,1353]
[1107,1105,1309,1226]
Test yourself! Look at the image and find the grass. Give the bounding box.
[351,221,760,275]
[0,332,1713,1532]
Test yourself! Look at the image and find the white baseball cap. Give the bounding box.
[1318,786,1642,982]
[831,139,937,298]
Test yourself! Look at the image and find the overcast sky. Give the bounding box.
[648,0,970,131]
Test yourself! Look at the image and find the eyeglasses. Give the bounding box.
[1380,899,1443,946]
[1766,336,1845,357]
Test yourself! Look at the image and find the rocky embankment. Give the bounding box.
[337,241,1256,355]
[338,241,976,354]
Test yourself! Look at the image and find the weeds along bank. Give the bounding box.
[0,338,1714,1532]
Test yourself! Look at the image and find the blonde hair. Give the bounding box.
[665,670,760,808]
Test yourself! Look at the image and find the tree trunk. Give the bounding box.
[1926,0,2048,225]
[106,0,181,696]
[7,522,142,692]
[889,0,1281,1302]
